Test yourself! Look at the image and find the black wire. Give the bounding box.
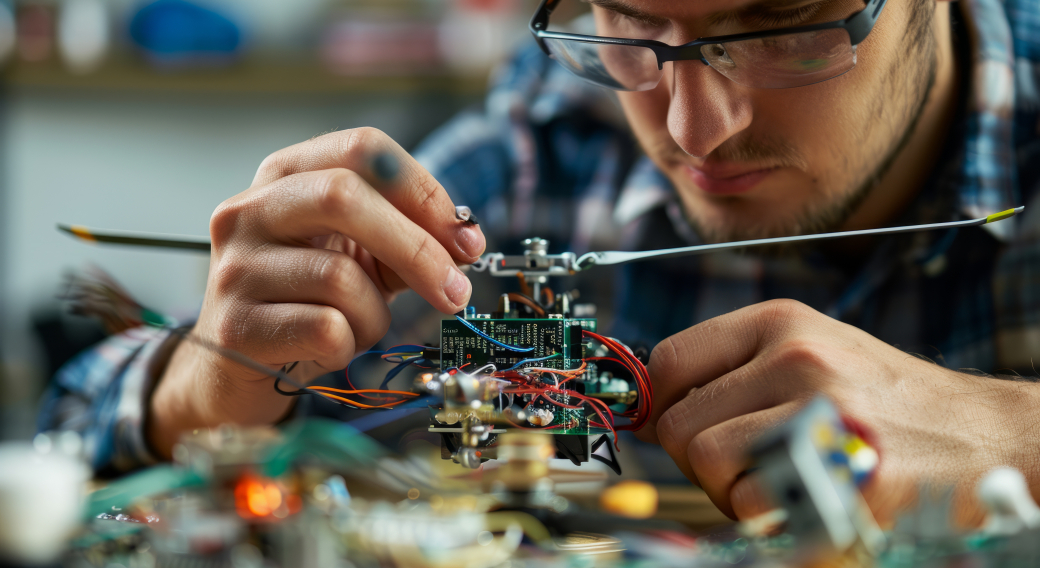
[273,361,305,396]
[274,377,309,397]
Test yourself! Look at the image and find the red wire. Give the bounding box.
[583,330,652,432]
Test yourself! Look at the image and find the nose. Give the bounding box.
[665,60,753,159]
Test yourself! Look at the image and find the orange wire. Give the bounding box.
[307,386,418,397]
[314,392,412,409]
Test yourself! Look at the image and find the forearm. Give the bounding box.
[146,340,294,459]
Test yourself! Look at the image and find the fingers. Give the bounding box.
[217,302,356,374]
[251,127,485,264]
[213,168,472,314]
[682,403,804,519]
[229,247,391,353]
[646,299,819,435]
[730,474,775,520]
[655,367,782,465]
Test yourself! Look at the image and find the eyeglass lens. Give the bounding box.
[545,27,857,90]
[544,38,663,91]
[701,28,857,89]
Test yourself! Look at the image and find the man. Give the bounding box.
[40,0,1040,526]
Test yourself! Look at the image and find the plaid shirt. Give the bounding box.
[40,0,1040,473]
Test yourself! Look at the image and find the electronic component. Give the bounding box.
[749,396,885,559]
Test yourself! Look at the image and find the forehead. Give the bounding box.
[583,0,859,24]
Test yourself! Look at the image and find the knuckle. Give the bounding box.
[315,168,364,214]
[255,151,293,183]
[318,255,361,295]
[758,298,813,323]
[209,198,247,247]
[765,297,809,312]
[343,126,387,155]
[770,338,837,377]
[656,406,686,456]
[648,335,679,378]
[750,299,819,344]
[307,309,348,357]
[211,258,251,297]
[688,428,724,470]
[214,303,256,352]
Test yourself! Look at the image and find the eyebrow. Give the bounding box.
[581,0,669,26]
[582,0,814,28]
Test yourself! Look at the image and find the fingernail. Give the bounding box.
[443,266,471,309]
[456,225,485,258]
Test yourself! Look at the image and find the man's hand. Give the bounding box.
[148,128,485,457]
[640,299,1040,526]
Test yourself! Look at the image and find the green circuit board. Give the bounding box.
[439,317,596,372]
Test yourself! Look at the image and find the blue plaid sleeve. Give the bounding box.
[37,326,174,473]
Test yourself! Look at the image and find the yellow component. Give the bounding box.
[985,208,1017,223]
[600,480,658,519]
[70,225,97,243]
[811,421,835,448]
[843,435,870,456]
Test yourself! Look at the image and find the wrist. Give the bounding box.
[147,340,294,459]
[992,377,1040,494]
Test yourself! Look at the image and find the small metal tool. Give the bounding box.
[59,207,1025,272]
[570,206,1024,271]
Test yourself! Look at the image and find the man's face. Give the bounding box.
[591,0,938,242]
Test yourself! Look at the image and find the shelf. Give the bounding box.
[2,56,491,96]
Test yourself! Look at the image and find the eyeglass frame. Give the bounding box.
[529,0,889,72]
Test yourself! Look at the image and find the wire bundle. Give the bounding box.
[491,361,623,447]
[276,345,439,409]
[582,330,653,432]
[268,328,653,442]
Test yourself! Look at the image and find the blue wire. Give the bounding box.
[454,315,535,352]
[346,349,385,382]
[503,353,562,372]
[379,356,422,390]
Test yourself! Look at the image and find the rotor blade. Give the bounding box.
[58,224,212,252]
[574,206,1025,271]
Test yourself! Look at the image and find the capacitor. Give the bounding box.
[526,408,555,426]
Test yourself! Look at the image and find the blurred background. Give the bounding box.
[0,0,545,440]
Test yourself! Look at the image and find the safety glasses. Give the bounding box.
[530,0,888,90]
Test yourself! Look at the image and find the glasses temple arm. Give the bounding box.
[845,0,888,45]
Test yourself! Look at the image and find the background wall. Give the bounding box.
[0,0,529,439]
